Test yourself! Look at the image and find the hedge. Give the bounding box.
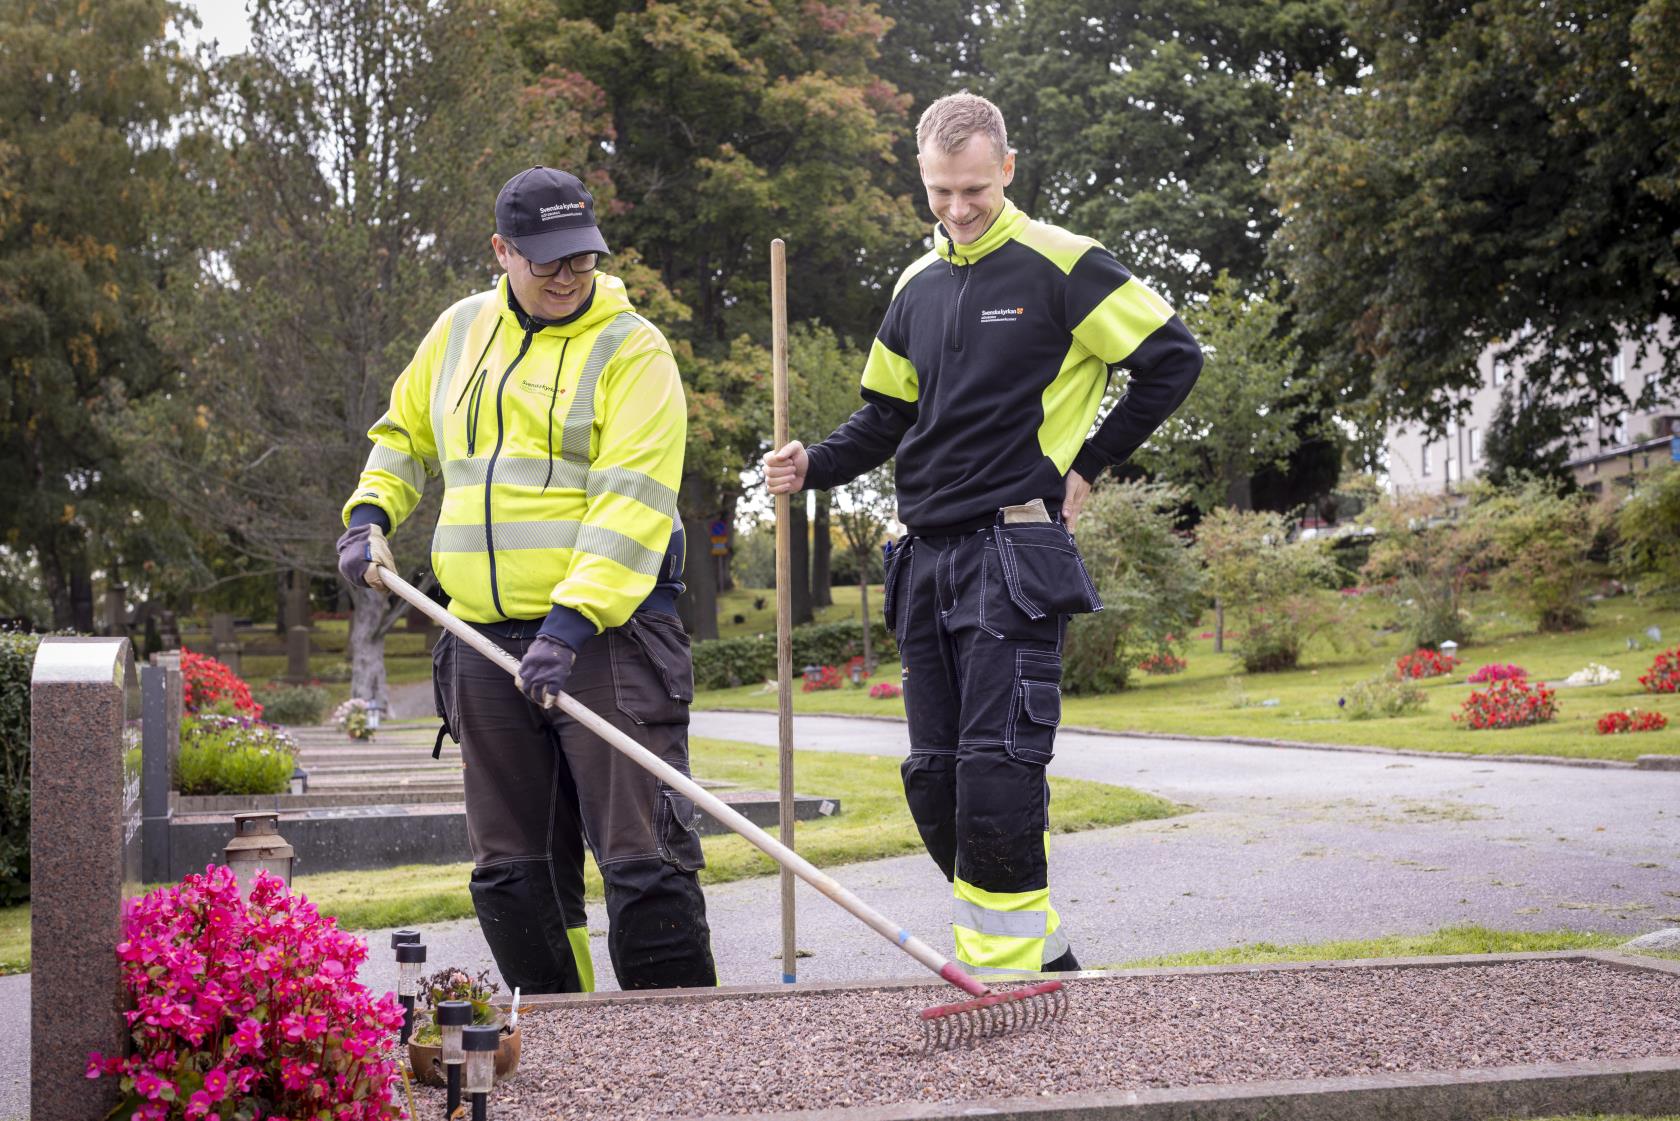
[693,619,898,690]
[0,632,39,903]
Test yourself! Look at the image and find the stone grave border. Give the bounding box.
[512,950,1680,1121]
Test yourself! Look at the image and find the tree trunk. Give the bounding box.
[70,551,95,634]
[678,511,720,639]
[789,495,813,626]
[812,492,833,607]
[858,573,873,672]
[347,585,391,711]
[1215,598,1225,653]
[718,495,737,593]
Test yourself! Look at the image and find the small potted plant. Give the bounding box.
[407,966,521,1085]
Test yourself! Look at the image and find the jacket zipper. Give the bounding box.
[947,259,970,352]
[484,327,537,619]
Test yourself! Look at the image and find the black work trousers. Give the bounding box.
[432,611,717,993]
[885,517,1100,974]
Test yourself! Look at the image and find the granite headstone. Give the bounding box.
[29,636,141,1121]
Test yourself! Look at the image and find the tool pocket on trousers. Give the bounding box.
[1006,650,1063,765]
[995,524,1102,620]
[655,785,706,871]
[881,539,911,639]
[431,632,459,738]
[612,614,693,726]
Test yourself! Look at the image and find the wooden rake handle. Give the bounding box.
[375,565,987,997]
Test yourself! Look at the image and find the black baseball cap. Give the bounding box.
[495,167,611,262]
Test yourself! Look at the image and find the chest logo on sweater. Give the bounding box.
[519,377,565,397]
[979,306,1026,324]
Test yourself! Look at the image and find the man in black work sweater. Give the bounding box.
[765,92,1202,976]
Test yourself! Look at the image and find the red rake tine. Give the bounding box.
[918,980,1068,1053]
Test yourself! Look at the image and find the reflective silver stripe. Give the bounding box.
[559,313,640,463]
[587,465,677,515]
[430,292,495,444]
[1042,925,1069,964]
[954,959,1041,976]
[442,456,587,491]
[951,900,1048,939]
[371,413,437,473]
[365,444,426,495]
[431,520,662,574]
[577,523,663,575]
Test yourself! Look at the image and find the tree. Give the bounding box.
[1617,462,1680,596]
[508,0,924,635]
[0,0,198,630]
[977,0,1358,303]
[1130,275,1307,511]
[1271,0,1680,435]
[121,0,617,704]
[1480,386,1577,492]
[832,465,897,672]
[1361,494,1493,650]
[1470,478,1603,632]
[1194,507,1346,673]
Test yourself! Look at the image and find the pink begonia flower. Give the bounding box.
[133,1070,174,1100]
[184,1089,213,1119]
[202,1067,229,1099]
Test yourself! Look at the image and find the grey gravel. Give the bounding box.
[411,960,1680,1119]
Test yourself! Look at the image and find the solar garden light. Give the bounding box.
[437,999,473,1116]
[392,933,425,1045]
[1440,639,1459,659]
[462,1025,499,1120]
[290,765,308,795]
[223,811,294,902]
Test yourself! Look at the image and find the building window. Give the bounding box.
[1421,444,1432,476]
[1492,360,1510,387]
[1612,411,1628,446]
[1612,351,1626,384]
[1469,428,1481,462]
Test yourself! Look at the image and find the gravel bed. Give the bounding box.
[412,960,1680,1119]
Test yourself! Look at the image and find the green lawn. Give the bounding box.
[1112,924,1629,969]
[0,736,1177,956]
[696,591,1680,762]
[715,582,883,638]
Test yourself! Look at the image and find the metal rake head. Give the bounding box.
[918,979,1069,1053]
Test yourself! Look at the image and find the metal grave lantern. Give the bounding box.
[222,811,294,899]
[462,1025,499,1119]
[437,999,472,1116]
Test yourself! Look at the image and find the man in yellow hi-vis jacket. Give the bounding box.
[335,166,715,993]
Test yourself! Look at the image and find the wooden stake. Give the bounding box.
[771,237,796,983]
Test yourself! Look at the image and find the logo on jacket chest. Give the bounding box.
[519,377,565,398]
[979,306,1026,324]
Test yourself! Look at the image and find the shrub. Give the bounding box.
[1454,678,1559,730]
[1640,647,1680,694]
[1597,709,1668,735]
[0,632,38,903]
[1339,675,1428,720]
[1468,663,1527,684]
[177,716,297,796]
[1138,651,1187,675]
[251,684,330,725]
[1196,507,1349,674]
[1615,461,1680,595]
[1470,477,1602,632]
[1361,493,1491,649]
[87,866,404,1119]
[1063,480,1203,693]
[179,648,263,719]
[1395,648,1458,679]
[691,619,897,690]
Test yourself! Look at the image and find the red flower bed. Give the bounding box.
[179,648,263,719]
[1639,647,1680,693]
[869,681,902,699]
[1453,678,1558,730]
[1597,709,1668,735]
[1467,663,1527,684]
[1396,648,1458,679]
[801,665,842,693]
[1138,652,1187,675]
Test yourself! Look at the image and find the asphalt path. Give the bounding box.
[4,713,1676,1120]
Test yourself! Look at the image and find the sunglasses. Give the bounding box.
[524,251,599,278]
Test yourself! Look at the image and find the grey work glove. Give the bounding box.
[515,635,578,710]
[335,523,396,591]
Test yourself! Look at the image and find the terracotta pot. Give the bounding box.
[407,1022,521,1086]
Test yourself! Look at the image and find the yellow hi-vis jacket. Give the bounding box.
[341,273,686,632]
